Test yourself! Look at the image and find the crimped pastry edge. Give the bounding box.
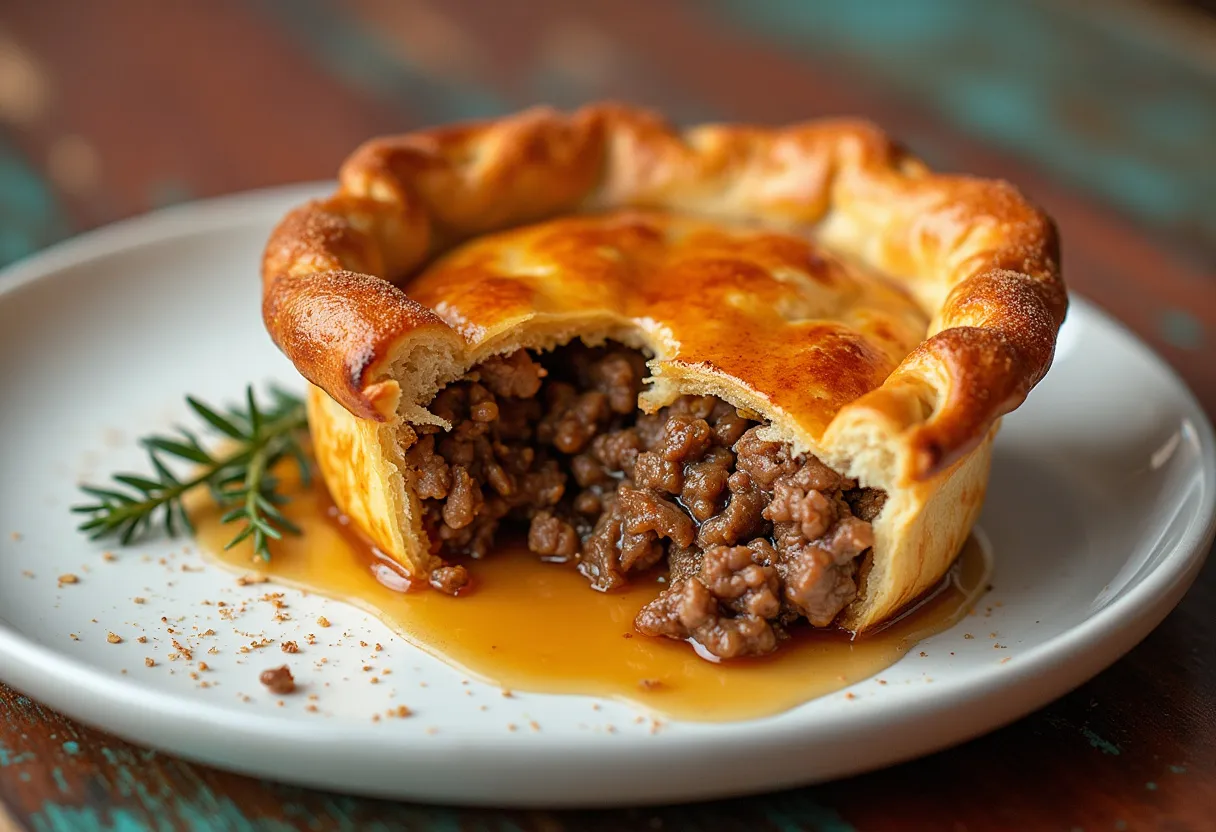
[263,103,1065,484]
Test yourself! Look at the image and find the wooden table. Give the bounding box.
[1,2,1213,829]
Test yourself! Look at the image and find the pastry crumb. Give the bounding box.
[107,633,123,644]
[58,573,79,586]
[145,658,156,667]
[317,616,331,628]
[281,641,300,654]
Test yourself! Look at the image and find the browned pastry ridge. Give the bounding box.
[261,103,1066,638]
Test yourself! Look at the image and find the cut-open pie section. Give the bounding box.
[405,341,888,657]
[263,103,1067,658]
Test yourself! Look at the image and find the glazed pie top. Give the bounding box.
[260,103,1066,632]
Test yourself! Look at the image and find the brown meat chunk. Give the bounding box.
[579,498,630,590]
[632,412,668,450]
[517,459,566,508]
[776,519,873,626]
[591,429,644,477]
[588,350,647,414]
[483,459,515,498]
[666,543,702,584]
[635,540,783,658]
[826,515,876,559]
[656,414,714,463]
[846,488,887,522]
[436,497,506,559]
[493,397,541,441]
[780,544,858,627]
[633,452,682,493]
[635,578,778,659]
[763,479,834,541]
[477,351,545,398]
[538,384,611,454]
[259,665,296,694]
[618,485,695,551]
[786,455,845,493]
[429,385,467,425]
[405,435,451,500]
[528,511,579,559]
[573,489,603,516]
[680,446,733,522]
[733,427,800,491]
[429,564,470,595]
[579,485,689,587]
[470,399,499,423]
[699,543,781,619]
[442,466,483,530]
[697,471,768,548]
[570,453,609,488]
[710,401,752,447]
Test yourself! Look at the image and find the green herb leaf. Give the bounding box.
[74,386,309,559]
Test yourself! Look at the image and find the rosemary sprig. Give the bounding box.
[72,386,310,561]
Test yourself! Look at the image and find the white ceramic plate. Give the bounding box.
[0,186,1212,808]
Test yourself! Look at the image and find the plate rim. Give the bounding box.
[0,185,1212,805]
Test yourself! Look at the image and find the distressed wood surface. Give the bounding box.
[0,1,1212,829]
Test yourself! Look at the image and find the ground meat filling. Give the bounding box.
[404,344,886,658]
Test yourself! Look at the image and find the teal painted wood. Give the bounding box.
[708,0,1216,249]
[1,688,859,831]
[252,0,509,124]
[0,135,72,269]
[253,0,719,128]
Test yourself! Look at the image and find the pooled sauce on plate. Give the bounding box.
[192,464,991,722]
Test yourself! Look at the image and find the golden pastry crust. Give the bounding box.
[262,103,1066,630]
[264,103,1064,477]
